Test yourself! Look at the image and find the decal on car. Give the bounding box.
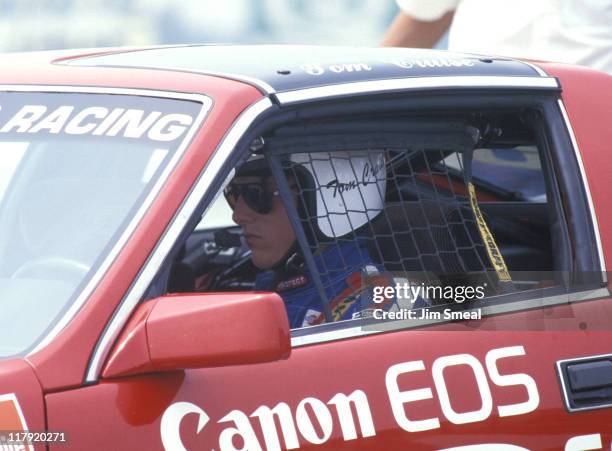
[0,393,33,451]
[0,105,194,142]
[298,58,476,77]
[160,346,540,450]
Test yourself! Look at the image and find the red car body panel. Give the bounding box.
[0,48,610,450]
[45,330,612,450]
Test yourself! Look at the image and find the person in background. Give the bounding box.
[381,0,612,74]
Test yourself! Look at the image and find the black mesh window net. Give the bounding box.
[259,118,527,325]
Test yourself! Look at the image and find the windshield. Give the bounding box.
[0,91,206,356]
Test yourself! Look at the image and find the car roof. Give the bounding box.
[61,44,547,94]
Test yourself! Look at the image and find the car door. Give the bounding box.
[47,73,612,450]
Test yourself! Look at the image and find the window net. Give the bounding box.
[264,124,508,313]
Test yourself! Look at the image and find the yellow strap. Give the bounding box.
[467,182,512,282]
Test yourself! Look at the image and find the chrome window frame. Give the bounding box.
[274,76,559,104]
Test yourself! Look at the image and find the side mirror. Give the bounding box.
[102,292,291,378]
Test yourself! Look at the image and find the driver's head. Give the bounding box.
[224,158,296,270]
[225,149,387,269]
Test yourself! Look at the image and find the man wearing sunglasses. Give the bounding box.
[224,171,297,271]
[224,152,397,328]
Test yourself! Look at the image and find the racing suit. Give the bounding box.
[254,239,395,328]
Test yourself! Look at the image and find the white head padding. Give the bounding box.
[290,151,386,238]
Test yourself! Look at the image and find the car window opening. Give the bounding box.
[165,109,588,332]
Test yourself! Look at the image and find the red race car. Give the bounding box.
[0,45,610,450]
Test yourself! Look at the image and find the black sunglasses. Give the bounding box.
[223,182,279,215]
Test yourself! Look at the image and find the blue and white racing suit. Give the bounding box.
[254,239,396,328]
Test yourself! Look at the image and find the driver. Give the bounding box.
[224,151,396,328]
